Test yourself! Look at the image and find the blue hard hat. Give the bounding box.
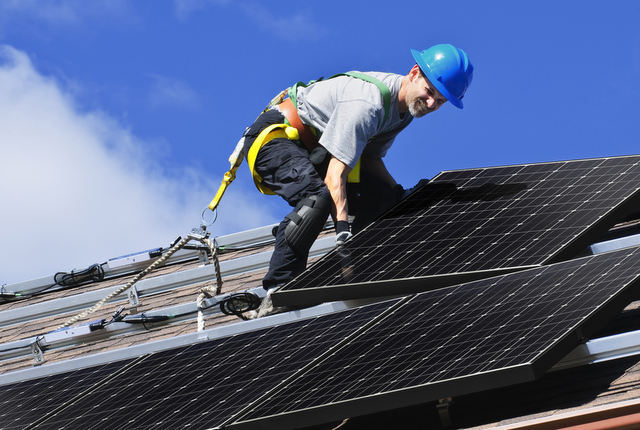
[411,44,473,109]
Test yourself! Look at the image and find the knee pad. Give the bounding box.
[284,194,332,254]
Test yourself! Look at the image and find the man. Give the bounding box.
[243,44,473,317]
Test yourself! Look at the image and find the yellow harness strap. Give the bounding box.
[247,123,300,195]
[247,122,360,195]
[208,137,245,211]
[347,158,361,183]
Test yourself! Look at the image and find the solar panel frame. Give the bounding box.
[231,245,640,430]
[274,155,640,307]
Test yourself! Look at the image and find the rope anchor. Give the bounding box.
[48,135,245,336]
[54,226,222,331]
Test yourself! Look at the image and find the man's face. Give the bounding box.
[407,69,448,118]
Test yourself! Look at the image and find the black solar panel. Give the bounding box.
[275,155,640,307]
[31,300,400,430]
[0,359,136,430]
[231,245,640,429]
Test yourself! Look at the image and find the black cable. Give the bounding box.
[53,264,105,288]
[123,314,171,325]
[0,286,18,303]
[219,293,262,318]
[117,292,262,324]
[1,263,107,302]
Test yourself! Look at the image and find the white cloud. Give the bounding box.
[148,75,200,110]
[172,0,324,40]
[0,46,278,286]
[0,0,133,26]
[173,0,230,22]
[240,4,326,42]
[0,0,75,23]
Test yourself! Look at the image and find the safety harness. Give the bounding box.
[247,72,392,194]
[247,123,300,195]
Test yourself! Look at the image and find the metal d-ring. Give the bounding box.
[201,206,218,227]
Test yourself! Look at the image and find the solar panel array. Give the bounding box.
[231,245,640,429]
[6,244,640,430]
[275,155,640,307]
[25,300,400,430]
[0,359,136,430]
[4,155,640,430]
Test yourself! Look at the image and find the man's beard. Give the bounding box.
[408,97,433,118]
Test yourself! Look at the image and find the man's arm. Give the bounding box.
[360,156,397,187]
[324,156,352,223]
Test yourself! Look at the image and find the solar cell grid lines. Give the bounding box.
[30,300,399,430]
[0,359,135,430]
[276,155,640,306]
[232,245,640,429]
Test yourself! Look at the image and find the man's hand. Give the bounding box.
[403,178,430,199]
[335,220,352,246]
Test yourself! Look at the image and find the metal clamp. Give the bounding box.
[437,398,453,428]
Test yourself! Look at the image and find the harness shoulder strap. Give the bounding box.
[287,78,321,109]
[334,72,392,126]
[280,73,393,186]
[288,72,392,126]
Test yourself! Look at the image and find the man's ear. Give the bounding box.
[409,64,422,82]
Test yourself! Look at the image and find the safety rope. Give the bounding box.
[197,238,223,331]
[55,230,219,331]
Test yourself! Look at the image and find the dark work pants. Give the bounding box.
[243,109,401,290]
[244,109,330,290]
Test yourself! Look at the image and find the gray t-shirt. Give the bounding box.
[295,72,413,169]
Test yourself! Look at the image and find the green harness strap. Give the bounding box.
[336,72,392,126]
[287,72,392,128]
[284,72,393,185]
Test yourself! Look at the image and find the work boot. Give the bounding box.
[246,287,288,319]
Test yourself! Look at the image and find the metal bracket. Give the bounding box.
[437,397,453,428]
[31,339,45,365]
[198,248,210,265]
[189,225,210,241]
[190,225,212,266]
[128,285,140,309]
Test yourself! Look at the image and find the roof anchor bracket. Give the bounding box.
[198,246,210,266]
[128,284,140,309]
[31,339,45,366]
[437,397,454,428]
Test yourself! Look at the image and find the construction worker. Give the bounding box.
[244,44,473,317]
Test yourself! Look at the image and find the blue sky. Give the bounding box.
[1,0,639,284]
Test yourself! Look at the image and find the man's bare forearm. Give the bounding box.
[324,156,351,222]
